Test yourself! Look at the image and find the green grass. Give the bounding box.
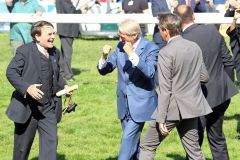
[0,32,239,160]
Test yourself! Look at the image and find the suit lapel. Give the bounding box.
[135,37,146,57]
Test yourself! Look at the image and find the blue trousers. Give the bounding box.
[118,111,144,160]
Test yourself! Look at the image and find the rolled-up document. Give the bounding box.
[56,84,78,97]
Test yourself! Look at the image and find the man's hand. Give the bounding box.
[159,123,169,136]
[123,42,134,56]
[64,85,73,96]
[35,9,42,16]
[26,84,44,100]
[102,44,112,60]
[170,0,179,9]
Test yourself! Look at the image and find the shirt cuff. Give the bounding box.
[98,58,106,69]
[129,52,139,67]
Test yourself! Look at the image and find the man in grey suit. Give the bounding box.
[139,13,212,160]
[176,5,238,160]
[97,19,159,160]
[6,21,69,160]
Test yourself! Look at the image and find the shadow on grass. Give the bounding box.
[72,68,90,76]
[78,36,118,41]
[166,153,211,160]
[104,156,118,160]
[30,153,66,160]
[224,113,240,138]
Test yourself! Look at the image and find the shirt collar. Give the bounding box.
[168,35,180,43]
[182,23,194,32]
[36,43,47,55]
[133,37,141,51]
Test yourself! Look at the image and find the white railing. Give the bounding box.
[0,13,237,24]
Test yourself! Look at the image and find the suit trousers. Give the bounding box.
[118,111,144,160]
[198,100,230,160]
[13,107,57,160]
[139,118,205,160]
[59,35,74,80]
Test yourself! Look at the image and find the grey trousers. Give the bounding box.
[59,35,74,80]
[139,118,205,160]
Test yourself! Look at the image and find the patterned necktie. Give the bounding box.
[44,50,49,59]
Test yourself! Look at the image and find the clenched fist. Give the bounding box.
[102,44,112,60]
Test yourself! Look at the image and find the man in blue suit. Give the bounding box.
[97,19,159,160]
[151,0,206,49]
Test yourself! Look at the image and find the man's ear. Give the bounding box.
[192,13,195,21]
[35,34,40,42]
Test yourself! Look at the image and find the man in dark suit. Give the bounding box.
[6,21,69,160]
[56,0,87,81]
[226,8,240,90]
[176,5,238,160]
[151,0,206,49]
[97,19,159,160]
[139,13,212,160]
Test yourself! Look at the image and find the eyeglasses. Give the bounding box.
[117,31,137,37]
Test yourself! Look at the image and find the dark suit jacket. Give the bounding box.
[6,42,66,123]
[182,24,238,108]
[56,0,81,38]
[151,0,206,49]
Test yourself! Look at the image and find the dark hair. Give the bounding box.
[31,21,54,41]
[176,5,194,24]
[158,13,181,37]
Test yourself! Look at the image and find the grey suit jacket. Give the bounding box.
[6,42,67,123]
[152,36,212,123]
[182,24,238,108]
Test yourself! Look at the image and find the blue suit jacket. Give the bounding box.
[98,37,159,122]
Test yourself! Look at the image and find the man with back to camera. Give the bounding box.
[151,0,206,49]
[6,20,70,160]
[97,19,159,160]
[139,13,212,160]
[176,5,238,160]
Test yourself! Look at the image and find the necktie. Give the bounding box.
[187,0,191,6]
[44,50,49,59]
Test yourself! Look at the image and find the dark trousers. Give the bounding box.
[59,35,74,80]
[198,100,230,160]
[13,107,57,160]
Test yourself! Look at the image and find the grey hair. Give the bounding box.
[118,19,142,37]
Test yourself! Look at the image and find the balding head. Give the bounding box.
[176,5,195,26]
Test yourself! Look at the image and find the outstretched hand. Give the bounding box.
[26,84,44,100]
